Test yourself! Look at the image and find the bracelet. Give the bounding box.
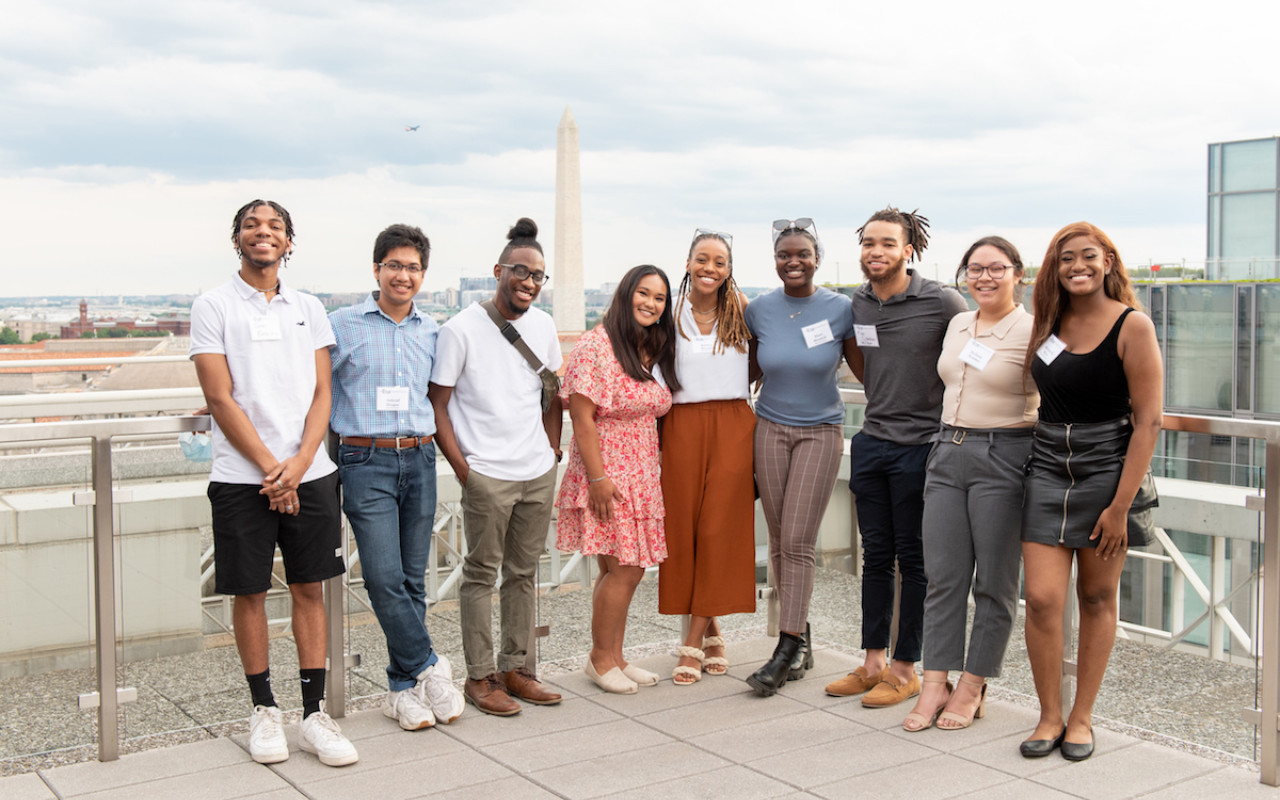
[588,475,607,483]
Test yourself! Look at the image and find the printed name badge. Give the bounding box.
[801,319,835,348]
[249,315,282,341]
[1037,334,1067,365]
[958,338,995,371]
[693,335,715,354]
[376,386,410,412]
[854,324,879,348]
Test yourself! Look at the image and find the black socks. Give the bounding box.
[300,668,326,718]
[246,669,275,709]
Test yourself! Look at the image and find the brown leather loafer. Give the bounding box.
[464,674,521,716]
[825,665,889,697]
[862,673,922,708]
[502,667,563,705]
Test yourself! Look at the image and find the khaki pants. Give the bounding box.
[459,465,557,679]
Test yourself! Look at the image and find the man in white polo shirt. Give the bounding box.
[429,217,563,716]
[189,199,357,767]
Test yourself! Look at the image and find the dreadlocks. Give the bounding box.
[856,206,931,262]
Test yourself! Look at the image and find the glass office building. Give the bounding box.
[1207,136,1280,280]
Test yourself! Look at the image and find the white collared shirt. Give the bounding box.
[189,273,337,485]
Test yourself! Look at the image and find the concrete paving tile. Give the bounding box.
[528,740,729,800]
[412,775,561,800]
[41,738,250,795]
[568,670,747,715]
[267,727,466,783]
[811,752,1009,800]
[879,699,1040,752]
[60,762,291,800]
[601,764,796,800]
[0,773,57,799]
[750,728,933,788]
[948,730,1084,778]
[635,689,813,739]
[1134,765,1276,799]
[485,718,673,773]
[301,748,512,800]
[690,709,865,763]
[240,791,310,800]
[952,777,1078,799]
[439,696,623,748]
[1030,741,1221,799]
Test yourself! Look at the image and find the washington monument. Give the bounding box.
[554,107,585,332]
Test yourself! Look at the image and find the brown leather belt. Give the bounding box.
[340,435,433,449]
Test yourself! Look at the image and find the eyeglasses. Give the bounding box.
[965,263,1011,280]
[499,263,550,285]
[772,218,817,243]
[377,261,424,275]
[693,228,733,248]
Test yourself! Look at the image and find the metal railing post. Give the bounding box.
[90,434,119,762]
[1260,435,1280,785]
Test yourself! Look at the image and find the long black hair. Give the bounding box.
[602,265,681,392]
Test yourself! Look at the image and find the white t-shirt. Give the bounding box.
[432,303,562,482]
[189,274,337,485]
[671,302,750,404]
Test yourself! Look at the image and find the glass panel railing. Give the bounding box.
[0,442,97,762]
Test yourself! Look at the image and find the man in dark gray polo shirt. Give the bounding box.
[826,207,967,708]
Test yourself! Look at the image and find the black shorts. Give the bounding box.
[209,471,345,595]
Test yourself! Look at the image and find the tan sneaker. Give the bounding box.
[825,665,889,697]
[861,673,922,708]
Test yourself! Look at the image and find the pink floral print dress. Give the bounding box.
[555,326,672,567]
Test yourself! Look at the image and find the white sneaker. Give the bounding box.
[418,655,465,724]
[384,683,436,730]
[248,705,289,764]
[298,711,359,766]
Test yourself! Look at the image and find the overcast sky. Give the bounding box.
[2,0,1276,297]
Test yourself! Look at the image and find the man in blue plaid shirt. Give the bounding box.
[329,223,465,731]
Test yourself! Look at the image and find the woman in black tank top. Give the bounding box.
[1017,223,1164,762]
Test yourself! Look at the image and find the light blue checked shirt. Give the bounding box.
[329,293,439,438]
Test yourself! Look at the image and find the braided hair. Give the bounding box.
[674,231,751,354]
[856,206,931,262]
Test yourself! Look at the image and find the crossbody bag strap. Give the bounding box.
[480,299,551,376]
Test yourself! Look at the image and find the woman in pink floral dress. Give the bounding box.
[556,265,680,694]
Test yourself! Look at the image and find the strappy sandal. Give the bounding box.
[937,676,986,730]
[901,677,952,732]
[701,635,729,676]
[673,646,704,686]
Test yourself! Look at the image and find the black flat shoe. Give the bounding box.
[1061,727,1094,762]
[1019,728,1065,758]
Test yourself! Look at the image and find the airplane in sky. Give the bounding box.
[405,125,420,132]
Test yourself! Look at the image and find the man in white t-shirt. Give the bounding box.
[189,200,357,767]
[429,218,564,716]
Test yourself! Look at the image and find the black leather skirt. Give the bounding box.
[1021,417,1149,549]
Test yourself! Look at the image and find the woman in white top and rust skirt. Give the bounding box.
[659,228,756,685]
[902,236,1038,733]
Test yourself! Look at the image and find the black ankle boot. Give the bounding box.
[747,632,803,697]
[788,622,814,681]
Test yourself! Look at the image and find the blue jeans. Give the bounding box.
[849,432,930,663]
[338,441,439,691]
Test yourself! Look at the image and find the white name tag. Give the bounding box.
[249,315,281,341]
[1037,334,1067,365]
[801,319,834,348]
[693,336,715,354]
[376,386,410,411]
[854,324,879,348]
[958,338,995,371]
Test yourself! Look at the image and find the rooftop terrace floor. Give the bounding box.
[0,568,1269,798]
